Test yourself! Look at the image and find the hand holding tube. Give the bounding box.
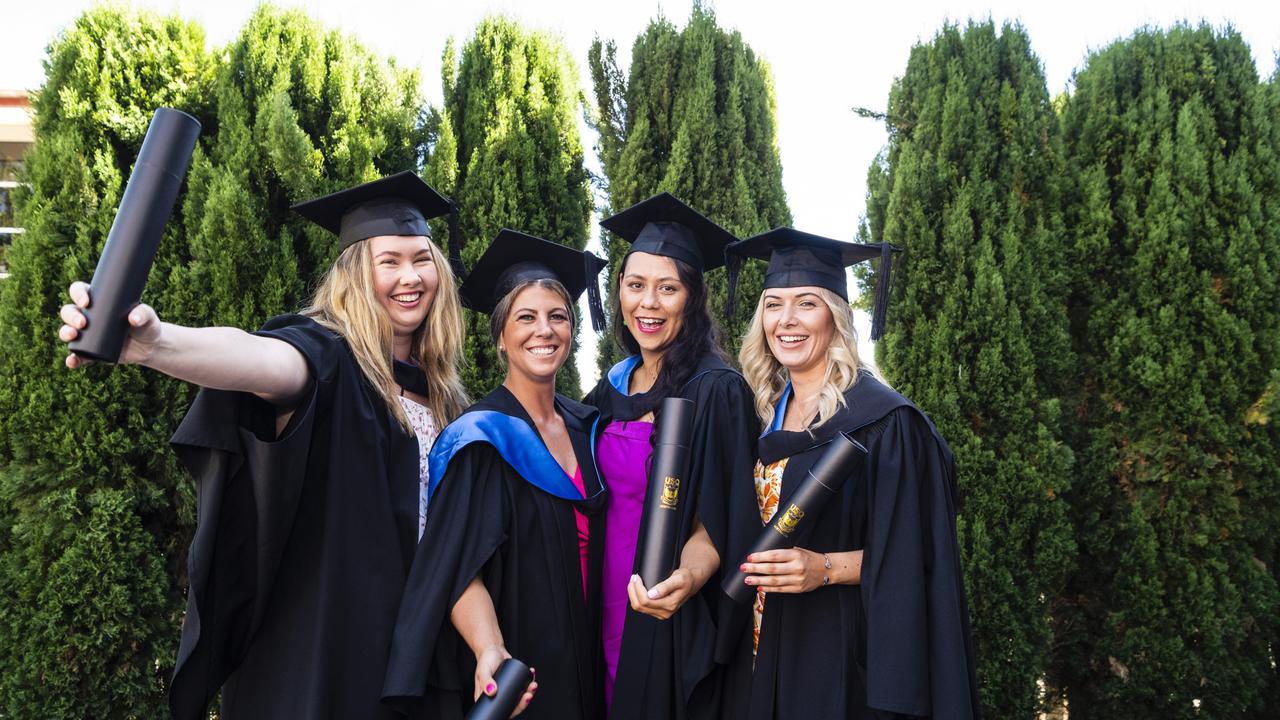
[722,432,867,604]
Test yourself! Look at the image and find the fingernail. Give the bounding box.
[745,577,754,585]
[647,589,658,599]
[747,554,755,562]
[485,682,495,695]
[740,563,747,571]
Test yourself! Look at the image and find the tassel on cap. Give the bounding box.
[870,242,896,341]
[447,200,466,279]
[585,252,608,333]
[725,251,744,324]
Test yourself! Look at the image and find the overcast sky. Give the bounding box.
[5,1,1278,386]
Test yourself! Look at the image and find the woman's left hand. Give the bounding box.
[740,547,829,593]
[626,570,697,620]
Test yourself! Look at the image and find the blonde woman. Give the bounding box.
[383,230,608,719]
[719,229,981,720]
[57,172,468,720]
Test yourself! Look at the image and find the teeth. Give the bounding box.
[779,335,807,342]
[637,318,663,328]
[392,292,421,302]
[528,347,557,356]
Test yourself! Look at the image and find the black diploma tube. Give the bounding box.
[637,397,696,588]
[722,432,868,604]
[69,107,201,362]
[466,658,534,720]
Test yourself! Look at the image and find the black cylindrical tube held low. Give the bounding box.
[636,397,696,588]
[466,658,534,720]
[69,107,201,362]
[722,431,868,604]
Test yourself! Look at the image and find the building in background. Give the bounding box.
[0,90,34,278]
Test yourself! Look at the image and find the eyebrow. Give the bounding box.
[763,292,820,301]
[623,273,681,283]
[375,249,433,259]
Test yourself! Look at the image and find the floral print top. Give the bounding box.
[752,456,789,655]
[397,395,438,541]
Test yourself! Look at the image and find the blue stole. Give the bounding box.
[427,410,601,501]
[767,382,793,435]
[607,355,644,394]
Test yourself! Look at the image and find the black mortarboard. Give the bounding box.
[459,229,608,331]
[291,171,464,276]
[728,227,901,340]
[599,192,737,272]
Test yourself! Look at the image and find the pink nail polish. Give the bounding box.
[740,563,747,571]
[745,577,754,585]
[485,682,496,695]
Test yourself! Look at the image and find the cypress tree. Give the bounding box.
[0,8,211,716]
[168,5,425,333]
[861,21,1076,719]
[1056,25,1280,719]
[427,17,592,398]
[588,1,791,369]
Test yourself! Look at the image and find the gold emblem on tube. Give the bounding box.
[774,503,805,536]
[660,476,680,510]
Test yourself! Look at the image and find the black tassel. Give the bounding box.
[725,251,744,323]
[446,200,465,280]
[870,242,896,341]
[585,252,608,332]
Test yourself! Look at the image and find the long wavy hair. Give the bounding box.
[302,237,469,432]
[739,287,864,431]
[611,253,728,415]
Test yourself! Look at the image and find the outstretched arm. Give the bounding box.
[59,281,310,405]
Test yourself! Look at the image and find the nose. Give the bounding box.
[779,303,798,326]
[639,285,660,309]
[397,262,421,285]
[533,315,554,337]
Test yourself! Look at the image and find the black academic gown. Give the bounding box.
[167,314,422,720]
[584,354,760,720]
[719,372,982,720]
[383,385,608,720]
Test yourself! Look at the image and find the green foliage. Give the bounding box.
[588,1,791,369]
[862,21,1076,719]
[428,17,592,399]
[0,7,211,715]
[1055,25,1280,719]
[168,4,425,333]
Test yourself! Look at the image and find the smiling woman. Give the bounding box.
[57,171,470,719]
[383,229,610,720]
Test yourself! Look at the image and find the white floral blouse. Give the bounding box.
[397,395,439,541]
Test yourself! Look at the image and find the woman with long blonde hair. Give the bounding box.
[720,228,981,720]
[58,172,468,720]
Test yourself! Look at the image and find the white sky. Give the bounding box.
[4,1,1279,387]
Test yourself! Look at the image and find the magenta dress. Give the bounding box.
[568,465,590,598]
[596,419,654,709]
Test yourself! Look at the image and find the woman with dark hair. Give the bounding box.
[584,194,760,720]
[383,230,610,719]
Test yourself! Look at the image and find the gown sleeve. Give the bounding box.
[166,314,343,720]
[859,408,981,720]
[382,443,512,716]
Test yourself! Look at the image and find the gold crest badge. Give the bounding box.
[774,503,805,536]
[660,476,680,510]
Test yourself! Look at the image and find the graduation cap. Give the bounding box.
[728,227,901,340]
[459,229,608,331]
[599,192,737,272]
[291,171,464,277]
